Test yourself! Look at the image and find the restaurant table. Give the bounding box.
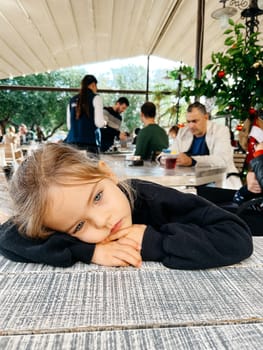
[101,154,226,188]
[0,238,262,349]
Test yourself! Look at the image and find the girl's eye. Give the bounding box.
[94,191,103,203]
[73,221,85,234]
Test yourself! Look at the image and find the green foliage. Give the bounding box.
[168,65,194,82]
[151,64,194,125]
[0,63,177,135]
[183,20,263,120]
[0,70,85,134]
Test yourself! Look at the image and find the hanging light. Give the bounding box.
[211,0,237,29]
[212,1,263,35]
[211,0,237,20]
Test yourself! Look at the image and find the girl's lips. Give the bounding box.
[110,220,122,235]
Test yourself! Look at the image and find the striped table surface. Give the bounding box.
[0,238,262,349]
[0,324,262,350]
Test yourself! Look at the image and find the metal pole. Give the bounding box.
[195,0,205,80]
[146,55,150,101]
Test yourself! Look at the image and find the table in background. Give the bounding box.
[0,237,262,349]
[101,154,226,188]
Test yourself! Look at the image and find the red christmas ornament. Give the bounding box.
[177,123,185,128]
[248,107,256,116]
[217,70,225,79]
[236,124,243,131]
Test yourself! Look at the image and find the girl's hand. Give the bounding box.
[106,224,146,247]
[92,238,142,267]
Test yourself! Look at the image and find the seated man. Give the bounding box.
[100,97,129,152]
[135,102,168,160]
[167,101,241,189]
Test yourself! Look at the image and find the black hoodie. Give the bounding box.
[0,179,252,269]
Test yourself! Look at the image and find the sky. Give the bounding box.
[81,55,179,75]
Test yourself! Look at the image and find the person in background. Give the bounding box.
[233,142,263,205]
[18,124,34,145]
[100,97,130,152]
[163,101,241,189]
[65,74,105,154]
[168,125,179,145]
[35,125,45,143]
[168,125,179,140]
[197,142,263,235]
[0,143,252,269]
[135,102,168,160]
[3,126,19,147]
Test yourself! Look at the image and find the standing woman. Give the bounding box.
[65,75,105,154]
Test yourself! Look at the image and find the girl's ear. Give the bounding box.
[98,161,118,183]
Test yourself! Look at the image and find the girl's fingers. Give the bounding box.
[114,245,142,268]
[118,237,141,251]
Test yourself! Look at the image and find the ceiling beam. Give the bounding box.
[147,0,184,56]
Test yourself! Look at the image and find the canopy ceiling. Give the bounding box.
[0,0,263,79]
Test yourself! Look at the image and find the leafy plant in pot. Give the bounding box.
[184,19,263,121]
[183,19,263,166]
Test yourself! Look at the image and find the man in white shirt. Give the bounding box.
[169,102,241,189]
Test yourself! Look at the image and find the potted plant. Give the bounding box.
[183,19,263,121]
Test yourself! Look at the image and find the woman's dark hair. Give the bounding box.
[76,75,97,119]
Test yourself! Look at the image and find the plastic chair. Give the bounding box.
[0,143,24,168]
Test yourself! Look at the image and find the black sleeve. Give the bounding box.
[251,154,263,189]
[0,219,95,267]
[135,182,253,270]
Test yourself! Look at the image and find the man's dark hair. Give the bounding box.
[117,97,129,106]
[141,102,156,118]
[187,101,207,115]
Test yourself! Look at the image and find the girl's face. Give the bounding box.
[44,169,132,243]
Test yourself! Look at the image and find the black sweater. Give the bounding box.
[0,179,253,269]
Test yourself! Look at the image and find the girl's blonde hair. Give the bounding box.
[9,143,126,239]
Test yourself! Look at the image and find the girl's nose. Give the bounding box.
[88,210,110,229]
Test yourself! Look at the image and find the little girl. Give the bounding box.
[0,143,252,269]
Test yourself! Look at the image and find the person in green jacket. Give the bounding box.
[135,102,168,160]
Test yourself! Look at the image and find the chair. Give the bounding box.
[233,151,247,174]
[150,150,161,162]
[227,150,247,183]
[0,143,24,167]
